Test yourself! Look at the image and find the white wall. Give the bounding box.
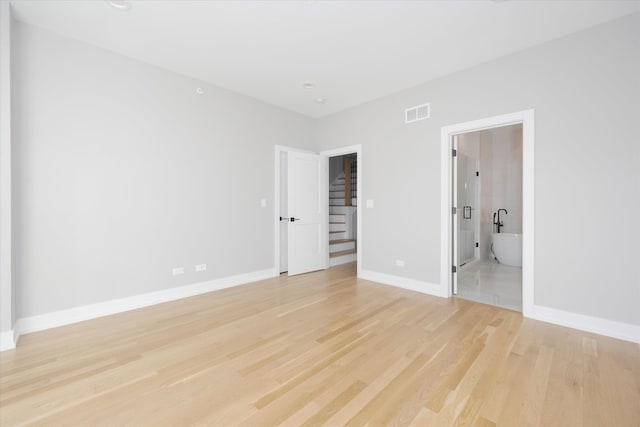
[456,133,480,160]
[6,12,640,343]
[329,155,344,184]
[12,22,314,319]
[0,2,14,338]
[315,13,640,326]
[479,131,493,261]
[488,125,522,234]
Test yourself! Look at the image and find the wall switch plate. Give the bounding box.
[195,264,207,272]
[395,260,405,267]
[260,198,267,207]
[366,199,374,208]
[172,267,184,276]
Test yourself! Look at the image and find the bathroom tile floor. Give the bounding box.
[456,260,522,311]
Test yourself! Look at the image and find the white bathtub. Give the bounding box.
[492,233,522,267]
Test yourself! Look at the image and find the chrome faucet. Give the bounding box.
[493,209,508,233]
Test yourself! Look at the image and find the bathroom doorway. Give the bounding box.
[453,124,523,311]
[441,110,534,315]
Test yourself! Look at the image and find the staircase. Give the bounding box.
[329,173,357,266]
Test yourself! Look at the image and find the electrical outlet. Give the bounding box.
[260,198,267,208]
[172,267,184,276]
[366,199,374,208]
[395,260,405,267]
[195,264,207,272]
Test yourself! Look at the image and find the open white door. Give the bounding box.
[279,151,288,273]
[452,135,459,295]
[287,151,327,276]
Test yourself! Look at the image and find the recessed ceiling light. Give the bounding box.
[196,87,204,95]
[106,1,132,11]
[302,82,315,90]
[315,98,326,104]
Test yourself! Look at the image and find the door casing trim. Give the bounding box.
[440,110,534,316]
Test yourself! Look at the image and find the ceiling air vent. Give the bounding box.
[405,103,430,124]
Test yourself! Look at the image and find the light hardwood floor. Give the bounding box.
[1,262,639,426]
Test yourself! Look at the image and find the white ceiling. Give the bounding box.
[9,0,640,118]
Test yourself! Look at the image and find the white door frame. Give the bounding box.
[451,135,459,295]
[440,110,535,317]
[320,144,362,279]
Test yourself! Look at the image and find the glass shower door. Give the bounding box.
[457,154,478,266]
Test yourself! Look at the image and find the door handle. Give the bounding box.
[279,216,289,221]
[290,217,301,222]
[463,206,472,219]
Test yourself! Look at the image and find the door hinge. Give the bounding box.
[476,171,479,177]
[475,242,479,248]
[452,207,457,215]
[452,265,457,273]
[452,149,457,157]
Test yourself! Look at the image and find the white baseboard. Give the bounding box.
[360,269,445,298]
[529,305,639,344]
[5,268,637,351]
[0,329,16,351]
[12,268,276,343]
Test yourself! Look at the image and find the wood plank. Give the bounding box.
[1,263,639,426]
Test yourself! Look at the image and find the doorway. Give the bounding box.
[274,144,362,278]
[274,146,328,276]
[453,124,523,311]
[440,110,534,316]
[321,145,362,277]
[328,153,358,267]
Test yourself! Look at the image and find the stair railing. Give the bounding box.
[344,156,357,206]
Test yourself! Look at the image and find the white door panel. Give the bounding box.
[279,151,288,273]
[287,151,327,276]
